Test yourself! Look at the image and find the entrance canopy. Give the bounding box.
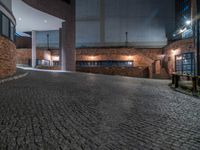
[12,0,64,32]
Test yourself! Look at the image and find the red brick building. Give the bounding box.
[0,0,16,78]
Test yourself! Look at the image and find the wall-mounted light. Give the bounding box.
[179,28,187,33]
[128,61,133,65]
[172,49,176,56]
[52,56,60,61]
[128,56,132,60]
[90,56,95,60]
[160,54,165,59]
[186,20,191,25]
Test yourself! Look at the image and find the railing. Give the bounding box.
[172,73,198,94]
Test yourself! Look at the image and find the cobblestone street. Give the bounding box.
[0,71,200,150]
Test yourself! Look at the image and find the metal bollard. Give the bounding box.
[192,77,197,94]
[175,75,180,88]
[172,74,175,84]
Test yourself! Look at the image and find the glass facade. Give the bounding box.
[172,0,192,40]
[2,15,9,37]
[0,11,15,41]
[176,0,191,28]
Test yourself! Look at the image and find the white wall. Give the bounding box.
[76,0,175,48]
[0,0,12,11]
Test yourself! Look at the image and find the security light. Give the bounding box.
[186,20,191,25]
[179,28,187,33]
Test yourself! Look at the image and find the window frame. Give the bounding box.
[0,10,16,42]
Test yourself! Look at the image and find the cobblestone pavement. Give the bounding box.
[0,71,200,150]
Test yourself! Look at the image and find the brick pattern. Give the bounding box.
[163,38,195,74]
[16,48,162,78]
[76,47,162,78]
[16,49,57,65]
[76,48,162,63]
[77,67,149,78]
[1,71,200,149]
[0,36,16,78]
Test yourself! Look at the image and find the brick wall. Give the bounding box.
[76,47,163,78]
[16,36,31,49]
[16,47,163,78]
[163,38,195,74]
[0,36,16,78]
[16,49,56,65]
[77,67,149,78]
[15,39,195,78]
[76,47,162,67]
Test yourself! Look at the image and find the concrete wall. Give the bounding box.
[76,0,175,48]
[36,31,60,49]
[0,0,12,11]
[23,0,76,71]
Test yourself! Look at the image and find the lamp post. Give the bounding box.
[47,33,50,50]
[125,32,128,47]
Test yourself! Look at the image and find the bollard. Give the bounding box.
[175,75,180,88]
[192,77,197,94]
[172,74,175,84]
[187,75,190,81]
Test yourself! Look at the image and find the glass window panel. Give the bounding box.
[10,23,14,41]
[2,15,9,37]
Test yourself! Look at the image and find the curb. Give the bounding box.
[0,72,29,84]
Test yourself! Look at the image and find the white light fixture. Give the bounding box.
[186,20,191,25]
[44,20,47,23]
[18,17,22,21]
[179,28,187,33]
[180,29,184,33]
[128,61,133,65]
[172,49,177,55]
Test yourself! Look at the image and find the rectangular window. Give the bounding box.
[10,22,14,41]
[2,15,9,37]
[175,52,194,75]
[76,61,134,68]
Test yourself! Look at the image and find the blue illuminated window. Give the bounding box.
[76,61,134,68]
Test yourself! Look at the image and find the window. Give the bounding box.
[175,52,194,75]
[76,61,134,68]
[10,23,15,41]
[2,15,9,37]
[0,11,15,41]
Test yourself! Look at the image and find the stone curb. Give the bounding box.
[0,72,29,84]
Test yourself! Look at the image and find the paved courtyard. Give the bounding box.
[0,71,200,150]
